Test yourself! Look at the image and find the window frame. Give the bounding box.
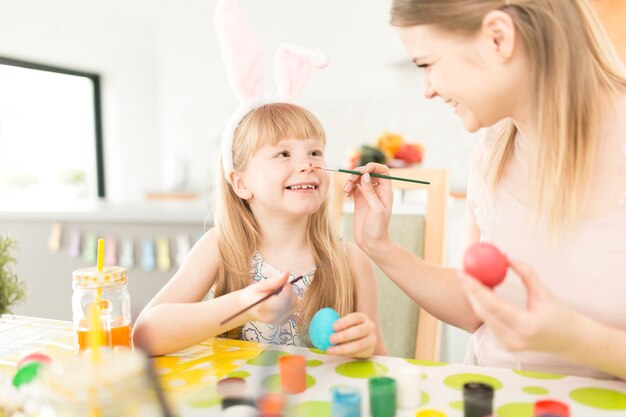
[0,56,106,198]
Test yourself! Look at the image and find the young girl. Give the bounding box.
[345,0,626,379]
[133,102,388,359]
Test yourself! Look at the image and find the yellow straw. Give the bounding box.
[97,238,104,271]
[88,290,103,363]
[90,238,104,361]
[88,239,105,415]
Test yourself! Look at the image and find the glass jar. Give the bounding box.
[39,349,163,417]
[72,266,132,351]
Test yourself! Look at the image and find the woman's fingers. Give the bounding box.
[461,272,524,328]
[344,163,390,196]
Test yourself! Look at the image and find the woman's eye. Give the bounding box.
[416,63,430,69]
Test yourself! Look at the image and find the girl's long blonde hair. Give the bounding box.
[391,0,626,233]
[213,103,356,339]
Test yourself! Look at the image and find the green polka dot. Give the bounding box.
[335,361,388,379]
[405,358,448,367]
[522,386,549,395]
[513,370,566,380]
[496,402,533,417]
[569,387,626,410]
[261,373,316,392]
[185,386,220,408]
[307,359,324,367]
[309,348,327,355]
[227,370,250,379]
[422,373,428,379]
[420,391,431,407]
[246,350,287,366]
[449,400,463,410]
[443,373,503,391]
[286,401,331,417]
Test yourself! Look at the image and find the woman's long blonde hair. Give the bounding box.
[213,103,356,339]
[391,0,626,233]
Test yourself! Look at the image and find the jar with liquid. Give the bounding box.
[72,266,132,350]
[39,349,163,417]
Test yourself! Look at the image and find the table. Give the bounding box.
[2,315,626,416]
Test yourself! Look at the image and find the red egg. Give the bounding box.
[463,243,509,287]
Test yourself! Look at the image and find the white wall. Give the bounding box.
[0,0,160,202]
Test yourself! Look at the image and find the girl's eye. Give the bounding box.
[416,63,430,69]
[310,150,323,157]
[276,150,290,158]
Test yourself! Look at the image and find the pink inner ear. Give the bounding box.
[215,0,264,101]
[277,48,314,97]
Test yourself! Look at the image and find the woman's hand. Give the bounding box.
[344,163,394,254]
[459,260,580,354]
[326,312,377,359]
[242,272,299,325]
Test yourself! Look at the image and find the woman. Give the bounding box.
[345,0,626,380]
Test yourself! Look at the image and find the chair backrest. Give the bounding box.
[330,167,448,361]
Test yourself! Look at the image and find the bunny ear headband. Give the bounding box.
[214,0,328,180]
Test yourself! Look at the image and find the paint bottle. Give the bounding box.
[279,355,306,394]
[463,382,494,417]
[332,385,361,417]
[369,377,396,417]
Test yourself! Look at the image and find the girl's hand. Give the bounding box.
[459,260,580,354]
[242,272,298,325]
[326,312,377,359]
[343,163,394,254]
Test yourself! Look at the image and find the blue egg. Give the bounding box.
[309,307,340,351]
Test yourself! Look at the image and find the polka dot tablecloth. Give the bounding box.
[2,316,626,416]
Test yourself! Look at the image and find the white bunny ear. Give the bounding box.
[214,0,264,101]
[275,43,328,99]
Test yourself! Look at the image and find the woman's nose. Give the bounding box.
[423,72,438,99]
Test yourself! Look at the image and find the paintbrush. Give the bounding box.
[220,275,305,325]
[313,166,430,185]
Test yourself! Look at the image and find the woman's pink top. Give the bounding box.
[465,94,626,379]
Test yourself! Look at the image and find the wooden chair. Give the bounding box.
[331,167,448,361]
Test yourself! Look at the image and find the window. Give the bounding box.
[0,57,105,201]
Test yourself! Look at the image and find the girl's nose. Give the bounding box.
[298,162,315,173]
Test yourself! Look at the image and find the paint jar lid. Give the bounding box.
[221,397,256,410]
[534,399,570,417]
[72,266,127,289]
[217,377,246,398]
[463,382,494,399]
[256,392,287,415]
[332,385,361,408]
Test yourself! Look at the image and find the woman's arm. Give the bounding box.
[133,229,297,355]
[461,260,626,380]
[345,163,482,332]
[366,236,482,332]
